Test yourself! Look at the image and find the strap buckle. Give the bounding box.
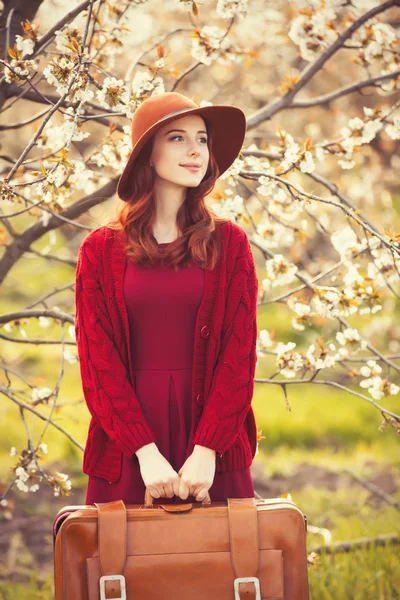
[99,574,126,600]
[234,576,261,600]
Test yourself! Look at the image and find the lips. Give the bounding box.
[180,164,201,172]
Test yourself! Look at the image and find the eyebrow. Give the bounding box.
[164,128,208,135]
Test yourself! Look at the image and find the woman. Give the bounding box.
[74,91,259,506]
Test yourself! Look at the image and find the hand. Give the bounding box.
[177,445,216,502]
[136,445,182,500]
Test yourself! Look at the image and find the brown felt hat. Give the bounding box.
[116,92,247,202]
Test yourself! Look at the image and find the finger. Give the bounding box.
[195,487,208,502]
[179,479,191,500]
[172,479,181,497]
[164,483,174,498]
[159,485,168,498]
[191,485,202,498]
[150,487,160,498]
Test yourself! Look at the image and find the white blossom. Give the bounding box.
[331,226,362,260]
[191,25,225,66]
[38,316,51,328]
[359,376,399,401]
[336,328,367,352]
[54,25,83,54]
[257,175,279,197]
[53,472,72,497]
[385,118,400,140]
[340,114,383,156]
[32,387,52,403]
[288,8,337,62]
[315,146,326,162]
[15,35,34,56]
[281,140,301,170]
[96,77,129,110]
[262,255,298,290]
[287,298,312,331]
[338,156,356,170]
[63,349,77,364]
[210,193,244,220]
[259,329,274,348]
[359,360,382,378]
[219,157,244,180]
[254,220,296,251]
[16,466,28,481]
[299,151,315,173]
[306,343,337,370]
[216,0,248,19]
[275,342,302,378]
[311,286,359,319]
[131,72,165,99]
[4,59,38,83]
[38,443,48,454]
[43,56,75,95]
[191,25,246,66]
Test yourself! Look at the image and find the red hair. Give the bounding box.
[105,118,229,271]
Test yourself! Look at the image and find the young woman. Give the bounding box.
[74,92,259,506]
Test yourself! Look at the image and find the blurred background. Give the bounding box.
[0,0,399,598]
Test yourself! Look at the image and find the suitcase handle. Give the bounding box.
[144,487,211,508]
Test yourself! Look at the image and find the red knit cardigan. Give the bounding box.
[74,219,259,483]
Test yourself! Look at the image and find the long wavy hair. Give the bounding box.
[105,117,230,271]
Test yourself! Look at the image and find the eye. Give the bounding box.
[169,135,208,144]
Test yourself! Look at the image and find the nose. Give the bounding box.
[187,141,201,157]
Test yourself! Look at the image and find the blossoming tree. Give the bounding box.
[0,0,399,501]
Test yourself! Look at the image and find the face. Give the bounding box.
[150,114,210,188]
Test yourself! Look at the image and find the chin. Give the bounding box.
[170,175,204,187]
[186,180,203,188]
[158,170,205,187]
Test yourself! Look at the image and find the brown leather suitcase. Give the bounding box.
[53,491,309,600]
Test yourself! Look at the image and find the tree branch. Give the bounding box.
[246,0,400,128]
[0,386,84,451]
[310,533,399,555]
[289,69,400,109]
[0,176,118,284]
[344,468,400,510]
[254,377,400,423]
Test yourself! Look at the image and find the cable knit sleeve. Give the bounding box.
[75,236,157,458]
[192,229,258,455]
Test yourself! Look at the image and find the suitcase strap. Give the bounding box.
[229,498,261,600]
[94,498,261,600]
[95,500,127,600]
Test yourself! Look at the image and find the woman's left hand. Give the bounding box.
[177,445,216,502]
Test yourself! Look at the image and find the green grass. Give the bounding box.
[253,379,400,453]
[0,571,54,600]
[309,547,399,599]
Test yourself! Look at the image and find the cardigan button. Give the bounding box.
[195,393,203,405]
[200,325,210,338]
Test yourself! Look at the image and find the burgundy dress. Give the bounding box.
[85,242,255,505]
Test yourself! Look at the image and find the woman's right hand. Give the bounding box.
[135,443,182,499]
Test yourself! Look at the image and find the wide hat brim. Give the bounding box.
[116,104,247,202]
